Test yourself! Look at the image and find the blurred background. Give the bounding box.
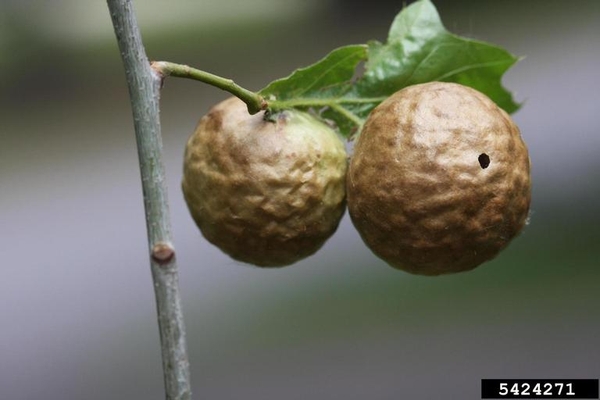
[1,1,599,399]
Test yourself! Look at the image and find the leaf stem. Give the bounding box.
[328,104,365,128]
[152,61,267,114]
[151,61,378,133]
[106,2,192,399]
[270,96,387,109]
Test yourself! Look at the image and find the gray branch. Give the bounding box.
[106,1,192,399]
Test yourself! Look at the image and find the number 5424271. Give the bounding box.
[499,382,575,396]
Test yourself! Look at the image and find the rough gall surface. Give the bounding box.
[347,82,531,275]
[182,97,347,267]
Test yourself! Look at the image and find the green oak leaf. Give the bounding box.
[355,0,520,112]
[259,45,368,102]
[260,0,520,138]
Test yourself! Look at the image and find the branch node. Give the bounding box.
[152,242,176,265]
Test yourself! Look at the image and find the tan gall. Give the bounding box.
[182,97,347,267]
[347,82,531,275]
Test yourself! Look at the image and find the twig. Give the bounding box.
[150,60,377,131]
[152,61,267,114]
[106,1,192,399]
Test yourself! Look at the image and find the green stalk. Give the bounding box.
[106,1,191,399]
[152,61,267,114]
[151,61,372,130]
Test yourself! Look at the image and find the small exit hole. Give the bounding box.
[478,153,490,169]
